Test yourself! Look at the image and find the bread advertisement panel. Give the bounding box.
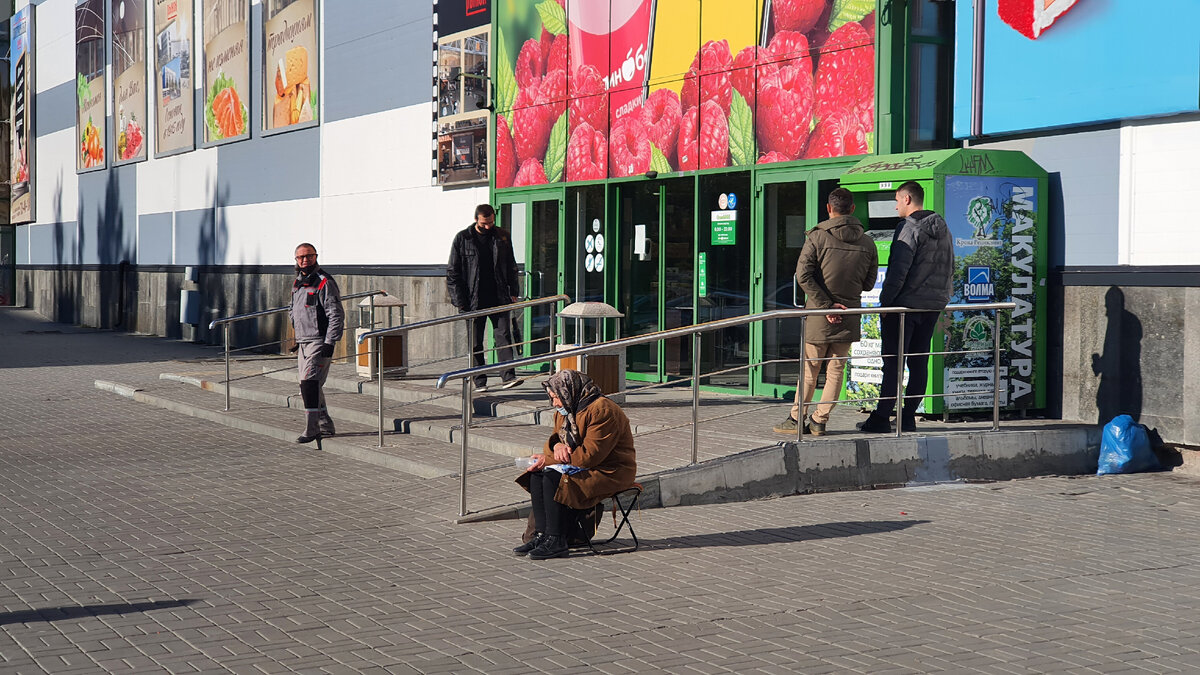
[263,0,318,132]
[112,0,148,164]
[202,0,249,144]
[154,0,195,155]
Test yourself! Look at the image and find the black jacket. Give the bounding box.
[879,210,954,310]
[446,223,520,311]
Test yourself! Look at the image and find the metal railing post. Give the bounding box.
[691,332,700,465]
[895,312,906,438]
[549,303,558,373]
[992,308,1002,432]
[797,316,806,443]
[224,323,232,411]
[377,336,385,447]
[460,378,472,516]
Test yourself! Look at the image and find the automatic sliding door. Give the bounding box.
[697,173,751,389]
[619,183,660,377]
[761,181,807,388]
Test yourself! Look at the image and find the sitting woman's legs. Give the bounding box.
[530,469,574,536]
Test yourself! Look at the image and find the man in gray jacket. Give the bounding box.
[858,181,954,433]
[290,243,344,444]
[775,188,878,436]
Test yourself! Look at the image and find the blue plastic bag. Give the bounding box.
[1097,415,1160,475]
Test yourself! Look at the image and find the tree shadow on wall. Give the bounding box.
[1092,286,1142,424]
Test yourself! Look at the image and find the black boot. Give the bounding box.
[901,411,917,432]
[297,380,324,444]
[513,533,544,556]
[857,413,892,434]
[528,534,569,560]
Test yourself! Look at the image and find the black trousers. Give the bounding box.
[529,470,584,537]
[873,311,940,419]
[470,310,517,387]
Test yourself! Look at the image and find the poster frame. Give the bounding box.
[152,0,196,159]
[198,0,252,149]
[10,5,37,224]
[259,0,320,138]
[110,0,149,167]
[76,0,110,175]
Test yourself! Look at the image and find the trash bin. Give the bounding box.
[355,294,407,378]
[556,301,625,398]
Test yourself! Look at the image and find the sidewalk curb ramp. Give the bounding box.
[94,379,453,478]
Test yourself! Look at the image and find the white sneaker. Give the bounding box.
[474,384,489,393]
[499,378,525,390]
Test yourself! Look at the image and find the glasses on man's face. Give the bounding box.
[295,253,317,261]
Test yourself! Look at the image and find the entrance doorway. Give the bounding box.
[754,169,845,398]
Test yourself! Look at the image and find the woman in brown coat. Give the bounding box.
[514,370,636,560]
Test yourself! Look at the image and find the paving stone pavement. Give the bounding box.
[2,308,1200,674]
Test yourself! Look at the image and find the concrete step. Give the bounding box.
[161,372,550,459]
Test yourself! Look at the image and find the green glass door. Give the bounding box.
[696,172,752,390]
[498,189,563,363]
[753,168,849,398]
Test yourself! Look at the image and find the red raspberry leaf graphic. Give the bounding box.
[566,122,607,181]
[773,0,824,34]
[495,114,517,189]
[495,26,518,115]
[535,0,567,35]
[728,90,755,167]
[649,142,672,174]
[543,112,568,182]
[513,158,547,186]
[828,0,875,32]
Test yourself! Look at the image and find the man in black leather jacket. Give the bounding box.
[446,204,523,392]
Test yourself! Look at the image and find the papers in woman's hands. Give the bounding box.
[545,464,587,475]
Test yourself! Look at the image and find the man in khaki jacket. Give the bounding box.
[775,188,878,435]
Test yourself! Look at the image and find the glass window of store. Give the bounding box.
[908,0,955,151]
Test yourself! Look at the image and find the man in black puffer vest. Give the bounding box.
[289,243,344,444]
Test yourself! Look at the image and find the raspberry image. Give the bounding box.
[642,88,681,166]
[862,11,876,40]
[495,114,516,189]
[547,33,568,77]
[609,112,651,178]
[537,69,567,119]
[566,122,607,182]
[512,87,555,164]
[764,30,812,72]
[803,109,868,159]
[538,28,554,69]
[698,99,730,169]
[730,46,759,111]
[569,64,608,135]
[807,2,836,51]
[814,22,874,132]
[515,39,544,91]
[681,40,734,116]
[757,151,791,164]
[773,0,824,34]
[513,158,547,186]
[756,61,813,160]
[677,106,699,171]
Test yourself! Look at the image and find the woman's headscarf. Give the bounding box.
[543,369,604,449]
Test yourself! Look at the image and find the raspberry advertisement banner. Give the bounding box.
[494,0,876,188]
[201,0,250,144]
[155,0,195,156]
[112,0,148,164]
[954,0,1200,137]
[263,0,318,133]
[76,0,107,172]
[10,6,35,223]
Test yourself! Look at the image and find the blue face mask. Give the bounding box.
[555,406,569,416]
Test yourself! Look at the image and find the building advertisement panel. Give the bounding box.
[10,6,35,224]
[154,0,193,155]
[435,0,489,186]
[263,0,318,133]
[954,0,1200,137]
[942,175,1041,410]
[201,0,250,144]
[76,0,107,172]
[494,0,877,187]
[112,0,148,164]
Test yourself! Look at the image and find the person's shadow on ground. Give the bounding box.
[1092,286,1143,425]
[640,520,930,550]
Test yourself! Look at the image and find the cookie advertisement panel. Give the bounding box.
[263,0,318,133]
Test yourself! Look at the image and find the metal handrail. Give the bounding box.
[210,289,386,411]
[363,294,571,446]
[438,302,1016,516]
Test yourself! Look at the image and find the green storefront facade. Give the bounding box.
[486,1,1041,406]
